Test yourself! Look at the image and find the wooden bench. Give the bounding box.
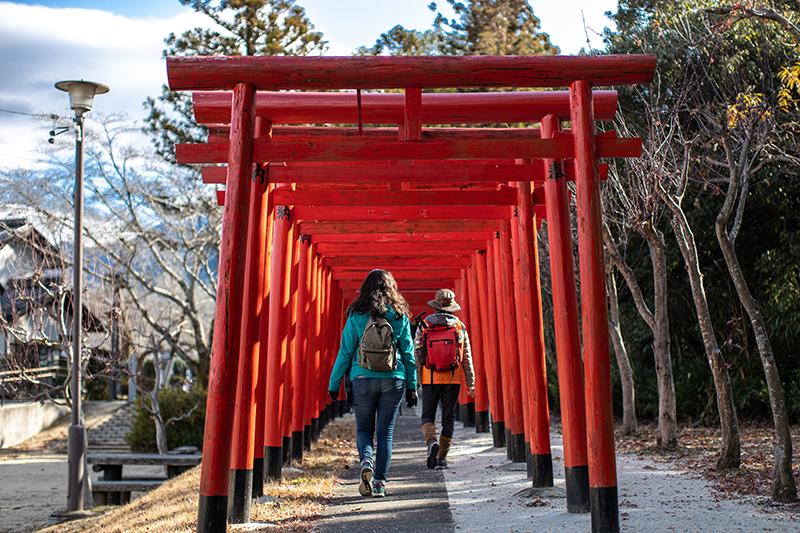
[87,452,202,505]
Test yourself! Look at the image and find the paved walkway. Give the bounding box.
[317,406,455,533]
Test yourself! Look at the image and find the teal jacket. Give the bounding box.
[328,308,417,392]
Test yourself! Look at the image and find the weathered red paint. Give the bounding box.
[514,179,551,457]
[570,81,617,489]
[292,238,312,438]
[477,249,504,426]
[201,161,609,186]
[264,200,292,450]
[198,82,256,497]
[192,90,620,124]
[541,114,589,471]
[466,261,489,413]
[297,220,500,235]
[166,55,657,91]
[271,188,518,207]
[177,136,639,165]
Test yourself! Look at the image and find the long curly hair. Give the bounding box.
[346,269,410,318]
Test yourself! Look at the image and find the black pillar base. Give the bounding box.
[282,436,292,465]
[492,420,506,448]
[526,442,532,478]
[251,457,264,497]
[590,486,619,533]
[227,468,252,524]
[505,428,513,460]
[461,403,476,427]
[475,410,490,433]
[291,430,304,462]
[303,424,312,451]
[530,452,554,487]
[265,446,282,482]
[510,432,526,463]
[565,464,591,513]
[310,418,319,442]
[197,494,228,533]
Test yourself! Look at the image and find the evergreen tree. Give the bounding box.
[143,0,327,164]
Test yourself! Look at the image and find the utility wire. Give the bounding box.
[0,108,61,119]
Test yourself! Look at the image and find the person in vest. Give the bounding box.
[415,288,475,469]
[328,269,418,497]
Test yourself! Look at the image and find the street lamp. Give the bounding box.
[55,79,109,513]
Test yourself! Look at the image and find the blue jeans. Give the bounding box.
[352,377,405,482]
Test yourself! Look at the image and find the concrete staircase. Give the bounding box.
[85,401,135,453]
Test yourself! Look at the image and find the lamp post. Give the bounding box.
[55,80,109,512]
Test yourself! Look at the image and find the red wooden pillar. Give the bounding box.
[510,213,534,471]
[542,113,590,513]
[253,176,275,497]
[489,241,515,452]
[571,81,618,533]
[227,118,272,524]
[282,224,299,465]
[496,222,526,462]
[306,249,321,445]
[475,251,504,446]
[197,82,256,533]
[309,259,323,441]
[290,235,312,462]
[457,271,476,427]
[467,260,490,432]
[264,199,292,481]
[321,268,334,428]
[516,178,553,488]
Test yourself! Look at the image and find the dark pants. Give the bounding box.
[421,383,461,439]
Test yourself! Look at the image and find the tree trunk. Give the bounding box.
[668,208,740,469]
[607,269,637,435]
[716,211,797,501]
[645,225,678,448]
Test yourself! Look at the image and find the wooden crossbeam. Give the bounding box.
[192,90,620,124]
[332,269,463,281]
[339,280,458,291]
[310,231,497,243]
[317,241,486,256]
[291,205,514,221]
[324,256,473,269]
[201,161,610,185]
[272,188,517,207]
[166,55,657,91]
[298,220,499,235]
[180,137,640,165]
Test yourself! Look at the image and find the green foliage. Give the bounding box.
[356,0,559,57]
[126,386,207,452]
[144,0,327,164]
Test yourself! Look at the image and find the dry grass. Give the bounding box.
[36,417,357,533]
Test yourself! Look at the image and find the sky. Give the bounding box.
[0,0,618,169]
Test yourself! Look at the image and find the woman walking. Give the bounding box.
[328,269,418,497]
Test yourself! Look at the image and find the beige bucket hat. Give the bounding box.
[427,288,461,313]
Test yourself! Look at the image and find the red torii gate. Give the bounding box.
[166,54,656,533]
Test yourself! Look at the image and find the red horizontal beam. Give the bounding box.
[324,256,473,269]
[166,55,657,91]
[193,90,619,124]
[272,188,517,207]
[332,269,463,281]
[178,138,575,165]
[310,232,497,243]
[202,161,609,185]
[180,137,639,165]
[339,280,458,291]
[316,241,487,255]
[291,205,513,221]
[298,219,499,235]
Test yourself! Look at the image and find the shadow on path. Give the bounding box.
[317,406,454,533]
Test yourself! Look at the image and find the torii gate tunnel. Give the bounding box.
[165,54,656,533]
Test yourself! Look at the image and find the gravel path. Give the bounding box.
[443,423,800,532]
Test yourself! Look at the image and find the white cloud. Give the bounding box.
[0,2,207,169]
